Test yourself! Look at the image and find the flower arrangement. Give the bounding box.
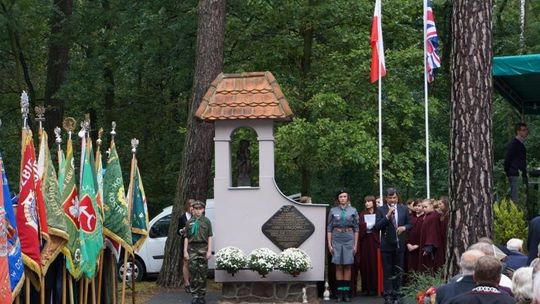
[247,248,278,277]
[276,248,312,276]
[215,246,247,275]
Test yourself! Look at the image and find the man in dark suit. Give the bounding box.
[527,216,540,264]
[374,187,412,304]
[504,122,528,203]
[436,249,485,304]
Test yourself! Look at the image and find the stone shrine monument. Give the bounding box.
[195,72,327,302]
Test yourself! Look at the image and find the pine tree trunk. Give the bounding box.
[446,0,494,277]
[157,0,226,287]
[44,0,73,139]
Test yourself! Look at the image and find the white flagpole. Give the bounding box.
[378,58,383,201]
[423,0,431,199]
[377,0,383,202]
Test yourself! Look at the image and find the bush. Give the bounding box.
[493,198,528,249]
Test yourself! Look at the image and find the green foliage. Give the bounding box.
[0,0,539,217]
[493,198,528,247]
[401,270,445,304]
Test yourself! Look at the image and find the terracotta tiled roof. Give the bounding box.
[195,72,293,121]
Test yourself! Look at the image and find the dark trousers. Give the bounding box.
[381,250,404,297]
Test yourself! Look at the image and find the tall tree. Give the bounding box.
[157,0,226,287]
[44,0,73,138]
[446,0,494,276]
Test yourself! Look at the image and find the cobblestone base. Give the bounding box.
[221,282,319,303]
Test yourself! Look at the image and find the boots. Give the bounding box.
[342,281,351,302]
[335,280,344,302]
[335,280,351,302]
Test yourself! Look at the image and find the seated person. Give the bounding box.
[436,250,485,304]
[447,256,516,304]
[506,238,528,271]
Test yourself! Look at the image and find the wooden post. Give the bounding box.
[121,147,137,304]
[68,275,74,304]
[62,266,67,304]
[131,257,135,304]
[120,251,129,304]
[91,277,96,304]
[79,279,84,304]
[40,275,45,304]
[25,277,30,304]
[111,253,117,304]
[83,278,89,304]
[96,251,104,304]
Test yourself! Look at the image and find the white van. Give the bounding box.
[118,199,215,281]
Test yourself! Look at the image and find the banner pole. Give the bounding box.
[423,0,431,199]
[62,265,67,304]
[97,251,104,304]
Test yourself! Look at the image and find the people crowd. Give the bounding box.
[326,187,538,304]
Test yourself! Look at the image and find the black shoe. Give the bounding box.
[185,285,191,293]
[336,291,343,302]
[343,293,351,302]
[190,298,198,304]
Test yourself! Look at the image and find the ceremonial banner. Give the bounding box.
[79,136,103,279]
[103,141,132,252]
[57,147,65,194]
[0,156,24,298]
[61,136,81,278]
[17,130,44,276]
[0,163,12,304]
[95,141,104,218]
[130,165,148,251]
[37,131,68,273]
[370,0,386,83]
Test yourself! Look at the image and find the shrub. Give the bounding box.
[493,198,528,248]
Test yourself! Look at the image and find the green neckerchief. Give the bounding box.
[340,206,347,225]
[191,217,200,235]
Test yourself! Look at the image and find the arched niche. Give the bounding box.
[230,126,259,187]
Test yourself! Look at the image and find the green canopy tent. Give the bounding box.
[493,54,540,115]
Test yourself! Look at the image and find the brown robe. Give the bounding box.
[406,213,424,272]
[356,210,380,294]
[419,211,444,272]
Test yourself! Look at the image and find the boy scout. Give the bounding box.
[183,200,213,304]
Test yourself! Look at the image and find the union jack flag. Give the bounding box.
[425,0,440,83]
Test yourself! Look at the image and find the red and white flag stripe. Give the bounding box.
[370,0,386,83]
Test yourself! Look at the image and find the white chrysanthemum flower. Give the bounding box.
[215,246,247,273]
[277,248,312,275]
[247,248,278,275]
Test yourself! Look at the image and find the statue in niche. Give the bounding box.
[237,139,251,186]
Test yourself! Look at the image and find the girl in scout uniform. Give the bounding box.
[327,189,359,302]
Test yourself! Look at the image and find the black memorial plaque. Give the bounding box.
[261,205,315,251]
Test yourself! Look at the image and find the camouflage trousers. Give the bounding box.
[188,243,208,298]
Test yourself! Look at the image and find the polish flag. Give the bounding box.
[370,0,386,83]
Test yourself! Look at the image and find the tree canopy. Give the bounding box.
[0,0,539,216]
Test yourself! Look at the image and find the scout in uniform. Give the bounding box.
[183,200,213,304]
[327,189,359,302]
